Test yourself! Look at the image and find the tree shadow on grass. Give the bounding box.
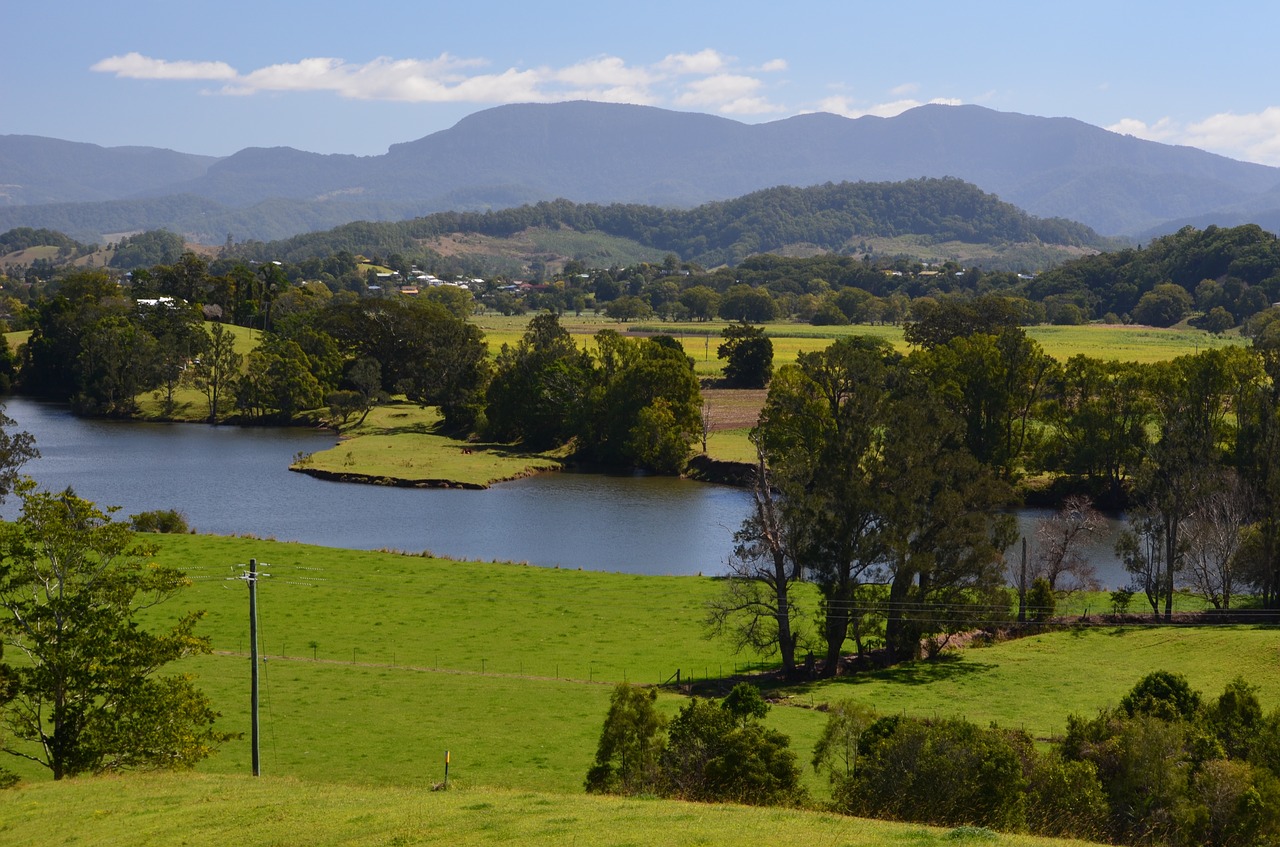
[784,652,998,697]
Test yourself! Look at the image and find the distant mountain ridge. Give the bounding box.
[3,102,1279,241]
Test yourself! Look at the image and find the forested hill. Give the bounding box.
[1029,223,1280,325]
[235,178,1110,268]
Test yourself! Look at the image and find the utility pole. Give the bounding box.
[235,559,269,776]
[1017,537,1028,624]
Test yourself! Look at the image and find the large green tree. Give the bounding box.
[756,337,898,676]
[0,482,232,779]
[717,323,773,388]
[485,312,593,448]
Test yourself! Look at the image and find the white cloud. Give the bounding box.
[1105,116,1179,142]
[554,56,656,89]
[657,49,727,75]
[91,52,236,81]
[889,82,919,97]
[92,48,795,116]
[1184,108,1280,166]
[676,74,783,115]
[817,95,961,119]
[1107,110,1280,166]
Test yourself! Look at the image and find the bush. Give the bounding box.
[1027,577,1055,622]
[129,509,190,534]
[585,684,666,795]
[837,716,1029,831]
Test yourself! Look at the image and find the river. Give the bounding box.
[0,397,751,576]
[0,397,1133,587]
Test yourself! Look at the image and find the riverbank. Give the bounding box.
[292,402,566,489]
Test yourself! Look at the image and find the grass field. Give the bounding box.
[7,532,1277,795]
[0,772,1108,847]
[2,531,1275,846]
[296,402,564,486]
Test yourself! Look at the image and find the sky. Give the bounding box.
[5,1,1280,166]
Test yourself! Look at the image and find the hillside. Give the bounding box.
[3,102,1280,242]
[0,773,1106,847]
[233,178,1110,271]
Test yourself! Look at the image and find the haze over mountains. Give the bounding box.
[3,101,1279,244]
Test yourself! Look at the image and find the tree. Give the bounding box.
[679,286,720,321]
[706,441,808,676]
[1136,349,1248,619]
[0,409,36,503]
[1032,495,1103,592]
[235,337,323,421]
[585,684,666,795]
[581,333,702,471]
[1132,283,1194,327]
[717,323,773,388]
[658,695,801,805]
[1039,356,1151,503]
[190,323,241,422]
[0,481,232,779]
[485,313,592,448]
[322,299,489,431]
[756,338,897,675]
[916,327,1053,479]
[839,716,1030,831]
[718,284,777,323]
[1182,471,1250,609]
[903,294,1026,349]
[811,699,876,786]
[626,398,695,473]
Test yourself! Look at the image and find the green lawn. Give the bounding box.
[0,772,1108,847]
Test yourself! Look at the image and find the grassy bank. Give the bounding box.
[0,772,1107,847]
[294,403,564,487]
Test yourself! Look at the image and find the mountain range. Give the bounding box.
[3,101,1280,244]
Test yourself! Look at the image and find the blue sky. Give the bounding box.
[5,1,1279,165]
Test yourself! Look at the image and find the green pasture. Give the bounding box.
[1025,324,1243,363]
[0,772,1107,847]
[704,428,756,462]
[5,531,1276,799]
[494,315,1240,371]
[297,402,563,486]
[784,625,1280,742]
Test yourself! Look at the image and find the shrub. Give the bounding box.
[129,509,190,534]
[1027,577,1055,622]
[837,717,1029,831]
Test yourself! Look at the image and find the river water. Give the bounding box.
[0,397,750,576]
[0,397,1132,586]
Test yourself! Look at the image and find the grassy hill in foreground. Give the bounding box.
[0,772,1106,847]
[0,533,1263,794]
[1,533,1275,846]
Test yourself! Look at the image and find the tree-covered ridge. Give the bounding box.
[0,227,86,255]
[1031,224,1280,324]
[235,179,1109,268]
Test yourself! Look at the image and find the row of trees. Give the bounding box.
[589,671,1280,846]
[16,270,488,427]
[711,298,1280,676]
[823,672,1280,847]
[485,314,703,472]
[588,672,1280,846]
